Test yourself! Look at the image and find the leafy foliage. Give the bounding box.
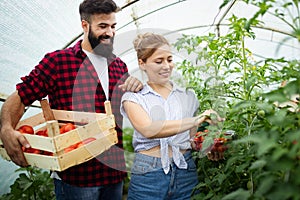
[0,166,55,200]
[174,1,300,199]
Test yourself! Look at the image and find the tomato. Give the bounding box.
[64,142,79,153]
[77,137,97,148]
[83,137,96,144]
[17,125,34,134]
[41,150,53,156]
[196,142,202,151]
[257,110,265,118]
[217,145,226,152]
[25,147,40,154]
[195,131,202,137]
[60,123,76,134]
[76,142,83,148]
[36,130,48,137]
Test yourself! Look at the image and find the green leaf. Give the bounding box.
[263,88,289,103]
[249,159,267,170]
[17,174,33,191]
[255,175,276,196]
[222,188,251,200]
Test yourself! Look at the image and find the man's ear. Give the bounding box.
[82,20,89,33]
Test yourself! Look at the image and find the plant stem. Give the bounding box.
[241,35,248,101]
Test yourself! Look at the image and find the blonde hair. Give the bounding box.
[133,32,170,62]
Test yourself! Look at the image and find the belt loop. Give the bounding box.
[153,157,157,167]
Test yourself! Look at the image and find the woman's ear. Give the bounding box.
[138,59,146,71]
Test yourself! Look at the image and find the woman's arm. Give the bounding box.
[123,100,211,139]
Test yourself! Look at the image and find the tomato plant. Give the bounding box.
[0,166,55,200]
[175,1,300,199]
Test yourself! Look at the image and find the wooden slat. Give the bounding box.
[40,99,55,121]
[58,129,117,171]
[104,101,112,115]
[53,116,115,151]
[23,153,61,171]
[22,134,56,153]
[0,128,118,171]
[16,112,45,129]
[0,148,10,160]
[52,109,106,124]
[0,101,119,172]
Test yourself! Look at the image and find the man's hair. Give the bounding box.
[79,0,119,22]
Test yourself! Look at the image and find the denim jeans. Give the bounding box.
[127,151,198,200]
[54,179,123,200]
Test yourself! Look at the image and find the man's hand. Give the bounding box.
[0,91,29,167]
[119,76,143,92]
[0,127,30,167]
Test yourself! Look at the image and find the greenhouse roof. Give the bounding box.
[0,0,299,101]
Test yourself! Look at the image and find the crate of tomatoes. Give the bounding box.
[0,99,118,171]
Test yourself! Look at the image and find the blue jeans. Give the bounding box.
[127,151,198,200]
[54,179,123,200]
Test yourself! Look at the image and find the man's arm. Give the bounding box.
[118,76,143,92]
[0,91,30,166]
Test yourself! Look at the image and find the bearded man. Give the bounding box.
[0,0,142,199]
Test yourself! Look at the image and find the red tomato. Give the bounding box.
[25,147,40,154]
[76,137,96,148]
[83,137,96,144]
[18,125,34,134]
[36,130,48,137]
[195,131,202,137]
[60,123,76,134]
[76,142,83,148]
[40,150,53,156]
[217,145,225,152]
[64,143,78,153]
[196,142,202,151]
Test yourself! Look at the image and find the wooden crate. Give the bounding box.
[0,100,118,171]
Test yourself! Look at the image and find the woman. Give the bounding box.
[121,32,223,199]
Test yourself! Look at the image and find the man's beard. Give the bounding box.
[88,29,114,58]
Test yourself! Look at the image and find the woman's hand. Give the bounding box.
[194,109,225,126]
[207,151,224,161]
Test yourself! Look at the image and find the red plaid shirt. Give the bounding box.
[16,40,128,187]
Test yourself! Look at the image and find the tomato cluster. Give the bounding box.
[193,129,231,153]
[17,125,52,155]
[17,123,96,155]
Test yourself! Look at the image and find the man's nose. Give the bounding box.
[106,28,114,37]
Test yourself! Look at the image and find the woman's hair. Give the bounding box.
[79,0,119,23]
[133,32,170,62]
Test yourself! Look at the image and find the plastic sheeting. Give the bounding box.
[1,0,299,99]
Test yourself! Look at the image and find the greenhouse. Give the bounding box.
[0,0,299,199]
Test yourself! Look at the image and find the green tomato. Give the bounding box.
[257,110,265,118]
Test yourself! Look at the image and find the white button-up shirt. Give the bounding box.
[121,82,199,174]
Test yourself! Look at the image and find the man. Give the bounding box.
[0,0,142,199]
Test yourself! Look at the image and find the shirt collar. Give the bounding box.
[140,81,185,95]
